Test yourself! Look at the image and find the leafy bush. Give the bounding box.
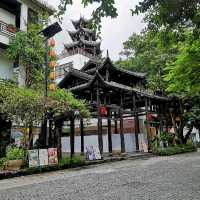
[71,155,85,166]
[0,157,7,170]
[153,144,196,156]
[59,155,71,168]
[6,147,25,160]
[59,155,85,168]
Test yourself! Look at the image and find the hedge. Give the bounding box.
[153,144,197,156]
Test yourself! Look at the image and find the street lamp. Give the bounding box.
[40,22,62,147]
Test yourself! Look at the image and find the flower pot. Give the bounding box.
[6,27,16,33]
[5,159,23,171]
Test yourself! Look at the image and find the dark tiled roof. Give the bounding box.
[58,68,94,88]
[97,57,146,78]
[71,17,90,28]
[81,59,102,71]
[81,57,146,79]
[64,39,101,49]
[68,72,168,101]
[68,28,95,36]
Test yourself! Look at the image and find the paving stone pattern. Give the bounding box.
[0,152,200,200]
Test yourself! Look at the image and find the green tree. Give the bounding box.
[6,24,45,88]
[116,29,180,91]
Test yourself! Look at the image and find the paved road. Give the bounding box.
[0,152,199,200]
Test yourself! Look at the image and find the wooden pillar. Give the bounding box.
[98,115,103,155]
[55,120,62,159]
[119,109,125,153]
[107,110,112,154]
[48,119,53,147]
[80,118,84,154]
[133,94,139,151]
[70,116,75,158]
[145,97,151,150]
[114,112,118,134]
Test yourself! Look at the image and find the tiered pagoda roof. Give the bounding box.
[64,17,101,56]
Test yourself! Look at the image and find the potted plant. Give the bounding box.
[5,147,25,171]
[6,24,16,33]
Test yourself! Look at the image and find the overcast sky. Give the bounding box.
[49,0,145,61]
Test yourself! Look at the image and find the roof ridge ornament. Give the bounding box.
[106,49,109,58]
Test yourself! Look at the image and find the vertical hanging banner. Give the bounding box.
[28,149,39,168]
[39,149,49,166]
[48,148,58,165]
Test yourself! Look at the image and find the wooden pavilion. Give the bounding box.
[58,56,169,155]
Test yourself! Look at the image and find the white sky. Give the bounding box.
[48,0,145,61]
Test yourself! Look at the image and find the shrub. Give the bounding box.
[59,155,71,168]
[6,147,25,160]
[71,155,85,166]
[59,155,85,168]
[153,144,196,156]
[0,157,7,170]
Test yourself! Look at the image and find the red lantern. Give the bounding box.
[49,38,55,47]
[49,71,56,80]
[48,61,56,68]
[100,106,107,116]
[49,83,56,91]
[49,50,56,58]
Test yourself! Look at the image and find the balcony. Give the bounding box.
[0,21,15,46]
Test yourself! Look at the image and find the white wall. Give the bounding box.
[61,133,139,153]
[58,54,90,70]
[0,8,16,25]
[0,48,14,80]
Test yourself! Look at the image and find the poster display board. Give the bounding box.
[39,149,49,166]
[48,148,58,166]
[28,149,39,168]
[86,146,101,161]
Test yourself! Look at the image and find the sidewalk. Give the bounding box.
[0,152,154,180]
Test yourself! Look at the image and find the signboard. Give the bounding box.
[48,148,58,166]
[93,146,101,160]
[39,149,48,166]
[28,149,39,168]
[86,146,101,161]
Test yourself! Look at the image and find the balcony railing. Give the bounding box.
[0,21,16,38]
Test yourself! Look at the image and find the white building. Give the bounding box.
[0,0,54,83]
